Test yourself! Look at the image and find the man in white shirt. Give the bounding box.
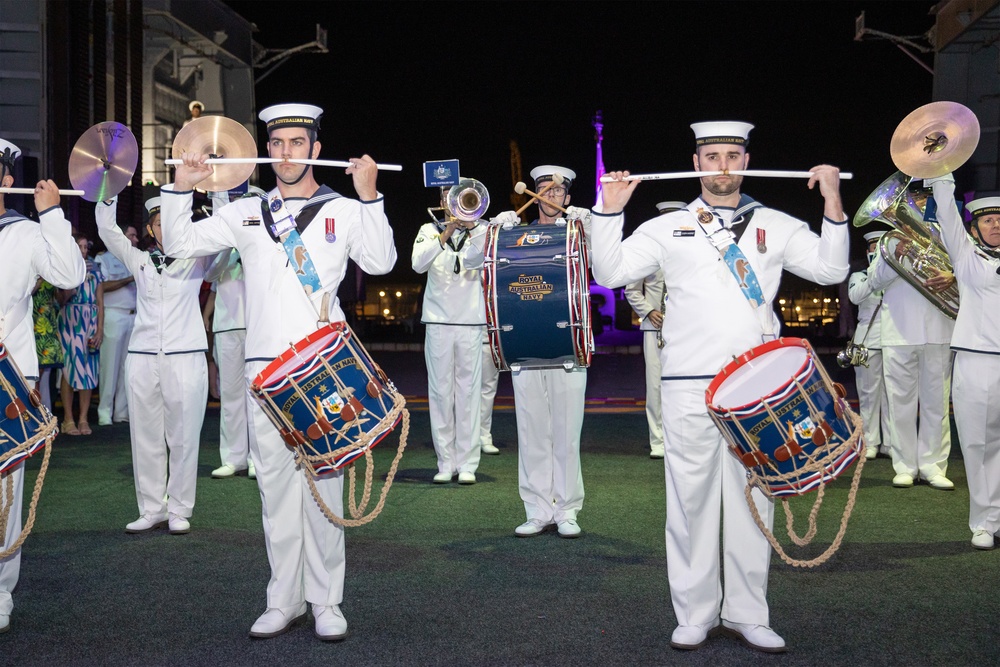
[95,222,139,426]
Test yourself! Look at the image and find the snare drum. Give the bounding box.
[250,323,403,475]
[0,344,57,475]
[705,338,862,498]
[483,219,592,371]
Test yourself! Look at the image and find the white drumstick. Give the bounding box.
[599,171,719,183]
[164,157,403,171]
[0,187,86,196]
[600,169,853,182]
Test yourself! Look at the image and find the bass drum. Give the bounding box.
[482,219,592,371]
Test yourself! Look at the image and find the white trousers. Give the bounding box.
[424,324,483,475]
[953,353,1000,535]
[246,360,345,610]
[97,308,134,423]
[662,379,774,627]
[883,344,952,479]
[480,341,499,447]
[125,352,207,518]
[0,464,24,615]
[642,332,664,454]
[214,330,250,468]
[853,348,892,451]
[512,367,586,523]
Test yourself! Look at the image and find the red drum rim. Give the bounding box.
[705,338,813,412]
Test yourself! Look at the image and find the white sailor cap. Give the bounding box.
[967,197,1000,219]
[145,197,162,217]
[258,103,324,132]
[863,230,888,242]
[0,138,21,169]
[690,121,754,148]
[656,201,687,213]
[530,165,576,188]
[188,100,204,112]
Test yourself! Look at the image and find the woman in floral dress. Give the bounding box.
[58,233,104,435]
[32,277,63,411]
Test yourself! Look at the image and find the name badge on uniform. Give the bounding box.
[325,217,336,243]
[673,229,695,237]
[243,216,261,227]
[268,196,296,237]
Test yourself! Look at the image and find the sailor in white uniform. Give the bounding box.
[96,196,210,536]
[205,193,254,482]
[95,222,138,425]
[412,190,489,484]
[493,165,592,539]
[847,230,893,460]
[0,138,87,634]
[593,122,848,654]
[624,200,685,459]
[932,180,1000,550]
[866,206,955,490]
[163,104,397,642]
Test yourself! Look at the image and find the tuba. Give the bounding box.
[428,178,490,225]
[853,171,959,319]
[852,101,981,320]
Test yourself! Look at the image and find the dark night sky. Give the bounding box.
[222,1,938,284]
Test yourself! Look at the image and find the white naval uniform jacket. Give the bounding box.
[624,270,665,332]
[848,269,884,349]
[96,202,209,354]
[0,207,87,377]
[412,222,487,325]
[591,200,850,377]
[933,180,1000,354]
[160,186,397,362]
[866,248,954,347]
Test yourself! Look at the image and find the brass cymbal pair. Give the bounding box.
[889,101,980,179]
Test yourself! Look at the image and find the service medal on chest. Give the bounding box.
[325,217,336,243]
[756,228,767,254]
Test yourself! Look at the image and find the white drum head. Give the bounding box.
[712,346,808,409]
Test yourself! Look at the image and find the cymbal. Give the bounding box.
[171,116,257,192]
[68,122,138,202]
[890,101,980,179]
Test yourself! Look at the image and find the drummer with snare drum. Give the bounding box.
[491,165,593,539]
[163,104,397,642]
[593,122,848,654]
[0,138,87,634]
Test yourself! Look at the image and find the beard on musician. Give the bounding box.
[694,145,748,202]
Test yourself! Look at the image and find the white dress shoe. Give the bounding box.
[892,473,914,488]
[0,612,9,633]
[650,448,665,459]
[482,442,500,455]
[926,474,955,490]
[670,619,719,650]
[249,603,307,638]
[312,604,348,641]
[168,513,190,535]
[514,519,553,537]
[125,514,168,533]
[865,447,878,460]
[972,529,996,550]
[557,519,582,538]
[721,620,787,653]
[457,471,476,485]
[211,463,248,479]
[432,471,452,484]
[248,460,256,479]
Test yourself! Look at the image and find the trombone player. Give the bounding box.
[930,176,1000,549]
[412,178,490,484]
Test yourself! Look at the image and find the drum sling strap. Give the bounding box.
[693,196,775,339]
